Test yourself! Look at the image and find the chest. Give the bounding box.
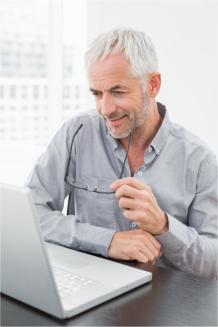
[71,134,195,223]
[128,152,145,175]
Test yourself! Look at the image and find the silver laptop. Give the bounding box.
[0,183,152,319]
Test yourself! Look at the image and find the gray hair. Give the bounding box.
[85,27,159,88]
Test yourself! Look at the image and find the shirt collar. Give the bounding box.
[150,102,171,156]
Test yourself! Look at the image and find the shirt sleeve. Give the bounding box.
[25,120,116,257]
[156,153,218,279]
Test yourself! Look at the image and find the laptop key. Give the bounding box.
[52,266,100,298]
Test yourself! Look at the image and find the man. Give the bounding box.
[26,27,218,279]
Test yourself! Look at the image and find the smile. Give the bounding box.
[107,115,127,127]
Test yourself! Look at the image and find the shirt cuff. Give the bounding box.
[155,213,189,254]
[75,223,116,258]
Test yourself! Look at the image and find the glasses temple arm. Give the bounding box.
[65,123,83,179]
[119,132,132,179]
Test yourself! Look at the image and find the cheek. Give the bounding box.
[134,94,146,108]
[116,96,138,108]
[95,100,101,113]
[127,92,145,107]
[114,98,127,107]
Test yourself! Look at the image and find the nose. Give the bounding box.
[99,93,116,117]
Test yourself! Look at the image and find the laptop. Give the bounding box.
[0,183,152,319]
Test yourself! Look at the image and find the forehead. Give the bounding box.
[88,52,137,89]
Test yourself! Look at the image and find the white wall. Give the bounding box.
[87,0,218,155]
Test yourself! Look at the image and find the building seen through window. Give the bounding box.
[0,0,88,146]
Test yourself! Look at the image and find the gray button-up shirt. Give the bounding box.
[26,103,218,279]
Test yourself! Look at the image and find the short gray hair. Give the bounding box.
[85,27,159,87]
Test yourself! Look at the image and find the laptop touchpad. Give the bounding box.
[50,254,93,270]
[45,242,95,270]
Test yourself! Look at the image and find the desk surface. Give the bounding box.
[1,263,218,326]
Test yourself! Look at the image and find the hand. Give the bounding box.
[111,177,168,236]
[108,229,162,264]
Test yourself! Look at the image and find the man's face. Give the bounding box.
[88,53,150,139]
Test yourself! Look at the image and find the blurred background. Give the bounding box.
[0,0,217,185]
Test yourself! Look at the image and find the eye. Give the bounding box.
[111,90,126,96]
[91,91,102,98]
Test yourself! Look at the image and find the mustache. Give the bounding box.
[104,112,129,121]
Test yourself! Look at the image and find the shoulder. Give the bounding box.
[169,121,217,171]
[60,109,104,135]
[50,110,106,149]
[64,109,101,126]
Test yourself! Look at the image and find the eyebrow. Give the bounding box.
[89,85,129,93]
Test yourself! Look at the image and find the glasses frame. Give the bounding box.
[64,123,132,195]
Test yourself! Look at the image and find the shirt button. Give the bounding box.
[148,146,152,153]
[131,222,137,228]
[141,166,145,171]
[137,171,143,177]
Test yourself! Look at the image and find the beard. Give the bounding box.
[106,112,133,139]
[109,128,132,139]
[105,94,151,139]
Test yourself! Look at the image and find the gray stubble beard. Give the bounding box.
[109,94,151,140]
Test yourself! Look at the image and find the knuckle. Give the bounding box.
[126,177,132,183]
[121,185,129,194]
[149,254,155,262]
[118,198,124,208]
[128,248,137,260]
[115,190,120,199]
[120,185,126,192]
[153,238,161,249]
[142,201,149,211]
[123,209,130,218]
[144,202,151,212]
[157,242,161,250]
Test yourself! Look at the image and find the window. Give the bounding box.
[0,0,88,184]
[0,0,88,147]
[0,0,50,145]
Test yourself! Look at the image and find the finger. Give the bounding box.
[115,185,141,200]
[119,197,141,210]
[123,209,146,223]
[139,246,156,264]
[111,177,148,191]
[133,251,149,264]
[140,238,160,260]
[142,231,162,251]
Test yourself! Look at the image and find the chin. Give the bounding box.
[109,128,132,139]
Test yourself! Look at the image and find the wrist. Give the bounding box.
[158,212,169,235]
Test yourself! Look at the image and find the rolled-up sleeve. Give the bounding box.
[156,154,218,279]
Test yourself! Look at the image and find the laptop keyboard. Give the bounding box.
[52,266,99,298]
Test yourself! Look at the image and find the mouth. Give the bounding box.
[107,115,127,127]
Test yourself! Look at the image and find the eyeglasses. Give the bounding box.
[64,123,132,195]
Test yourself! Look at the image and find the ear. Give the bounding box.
[147,73,161,98]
